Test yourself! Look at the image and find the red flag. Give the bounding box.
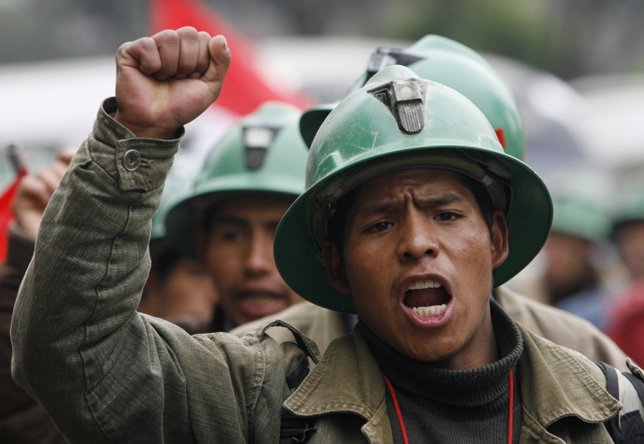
[0,167,27,263]
[149,0,313,116]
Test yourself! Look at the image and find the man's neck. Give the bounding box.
[439,304,499,370]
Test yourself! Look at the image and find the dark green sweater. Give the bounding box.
[362,300,523,443]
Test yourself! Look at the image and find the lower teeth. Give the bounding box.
[411,304,446,317]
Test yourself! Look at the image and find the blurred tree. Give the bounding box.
[379,0,581,77]
[0,0,642,79]
[0,0,146,62]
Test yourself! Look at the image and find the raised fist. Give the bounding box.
[113,27,231,139]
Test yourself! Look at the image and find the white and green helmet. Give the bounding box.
[274,65,552,313]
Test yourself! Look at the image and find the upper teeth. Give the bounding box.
[408,280,442,291]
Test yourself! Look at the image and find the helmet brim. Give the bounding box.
[165,174,302,258]
[300,103,334,148]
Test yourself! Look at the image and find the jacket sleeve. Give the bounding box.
[9,99,287,443]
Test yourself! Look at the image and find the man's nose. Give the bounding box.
[397,208,439,261]
[245,232,274,274]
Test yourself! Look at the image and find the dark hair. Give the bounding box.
[325,171,496,251]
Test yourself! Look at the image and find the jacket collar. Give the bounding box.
[284,327,384,419]
[284,328,393,443]
[284,319,622,441]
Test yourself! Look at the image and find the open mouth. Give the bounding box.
[403,279,452,318]
[236,291,287,320]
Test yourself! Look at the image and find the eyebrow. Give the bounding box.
[209,215,282,230]
[353,190,468,216]
[209,215,249,227]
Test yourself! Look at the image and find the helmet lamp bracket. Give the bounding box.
[365,47,424,81]
[242,125,280,170]
[369,79,427,134]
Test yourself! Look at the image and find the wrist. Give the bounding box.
[112,110,178,140]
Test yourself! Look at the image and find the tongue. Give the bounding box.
[404,288,447,308]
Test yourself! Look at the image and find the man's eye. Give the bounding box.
[436,212,459,222]
[210,227,243,242]
[365,221,393,233]
[221,230,242,241]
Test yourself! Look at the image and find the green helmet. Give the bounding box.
[151,178,190,241]
[274,65,552,313]
[549,173,610,242]
[551,196,610,242]
[610,187,644,241]
[301,35,524,160]
[149,176,193,261]
[165,101,307,257]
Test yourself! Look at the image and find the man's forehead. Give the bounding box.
[209,194,293,219]
[351,168,473,203]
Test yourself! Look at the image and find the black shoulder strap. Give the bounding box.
[597,361,623,441]
[596,361,644,443]
[280,350,317,443]
[261,319,321,364]
[260,321,319,444]
[625,358,644,405]
[623,372,644,404]
[280,410,317,444]
[598,361,620,398]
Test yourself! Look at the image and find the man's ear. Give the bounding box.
[321,241,352,295]
[491,210,509,269]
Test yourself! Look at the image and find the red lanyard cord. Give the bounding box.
[382,372,410,444]
[382,369,515,444]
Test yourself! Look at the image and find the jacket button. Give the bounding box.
[123,149,141,171]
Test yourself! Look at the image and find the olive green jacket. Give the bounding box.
[11,101,622,443]
[496,286,629,370]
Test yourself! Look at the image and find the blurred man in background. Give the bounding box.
[605,185,644,365]
[512,173,616,330]
[164,100,308,331]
